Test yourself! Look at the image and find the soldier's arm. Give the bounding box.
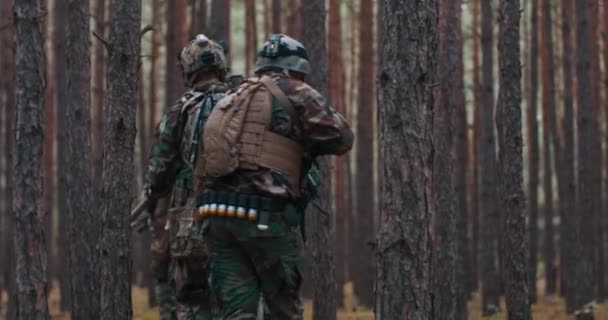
[294,83,354,156]
[144,104,186,198]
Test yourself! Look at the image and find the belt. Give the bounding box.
[196,191,288,230]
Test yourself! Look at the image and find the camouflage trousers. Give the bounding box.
[170,257,214,320]
[152,255,178,320]
[204,217,304,320]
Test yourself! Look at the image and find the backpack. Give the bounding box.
[196,75,303,189]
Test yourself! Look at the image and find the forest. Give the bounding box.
[0,0,606,319]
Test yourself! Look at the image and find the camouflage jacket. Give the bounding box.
[145,81,229,205]
[201,72,354,199]
[145,80,228,258]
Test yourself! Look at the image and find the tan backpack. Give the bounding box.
[196,75,303,189]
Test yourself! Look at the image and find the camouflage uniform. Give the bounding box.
[145,35,229,320]
[198,35,354,320]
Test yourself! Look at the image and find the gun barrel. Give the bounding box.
[130,198,150,223]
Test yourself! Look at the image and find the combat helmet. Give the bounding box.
[255,34,311,76]
[179,34,228,84]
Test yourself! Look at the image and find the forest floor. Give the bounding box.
[1,281,607,319]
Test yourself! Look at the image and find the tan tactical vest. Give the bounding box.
[196,76,303,188]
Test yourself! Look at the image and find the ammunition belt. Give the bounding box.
[196,190,287,223]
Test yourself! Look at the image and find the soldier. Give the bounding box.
[194,34,354,320]
[144,34,230,320]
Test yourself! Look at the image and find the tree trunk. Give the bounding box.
[53,0,72,311]
[263,0,271,38]
[208,0,230,44]
[470,0,481,293]
[302,1,337,318]
[285,0,302,39]
[526,0,540,304]
[99,0,141,318]
[561,0,576,312]
[480,0,500,314]
[245,0,257,76]
[540,0,557,296]
[65,0,100,317]
[1,0,16,315]
[603,0,608,302]
[165,0,187,109]
[13,0,50,318]
[497,0,530,318]
[92,0,106,195]
[352,0,375,308]
[574,0,596,311]
[190,0,207,37]
[588,0,605,301]
[376,1,437,319]
[148,0,161,141]
[433,0,460,318]
[328,0,348,306]
[272,0,281,32]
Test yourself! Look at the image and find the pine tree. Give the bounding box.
[66,0,99,316]
[376,0,437,318]
[99,0,141,318]
[497,0,530,318]
[302,0,337,318]
[13,0,50,318]
[165,0,187,109]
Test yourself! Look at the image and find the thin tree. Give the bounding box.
[13,0,50,318]
[328,0,349,306]
[480,0,500,314]
[190,0,207,37]
[245,0,257,76]
[433,0,460,317]
[540,0,557,295]
[527,0,540,303]
[148,0,161,140]
[53,0,72,310]
[353,0,375,307]
[99,0,141,318]
[574,0,596,311]
[497,0,530,318]
[65,0,99,317]
[561,0,576,312]
[208,0,230,46]
[272,0,281,32]
[165,0,187,109]
[376,0,437,319]
[1,0,17,315]
[302,0,337,318]
[470,0,481,292]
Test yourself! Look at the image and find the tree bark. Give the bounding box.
[208,0,231,43]
[165,0,187,109]
[497,0,530,318]
[561,0,576,312]
[479,0,500,314]
[190,0,207,37]
[540,0,557,296]
[13,0,51,318]
[470,0,481,293]
[328,0,349,306]
[376,1,437,319]
[527,0,540,304]
[574,0,596,311]
[245,0,257,76]
[148,0,161,141]
[1,0,17,315]
[92,0,106,195]
[99,0,141,318]
[65,0,100,317]
[433,0,461,318]
[302,1,337,318]
[285,0,302,39]
[272,0,281,33]
[352,0,376,308]
[53,0,72,311]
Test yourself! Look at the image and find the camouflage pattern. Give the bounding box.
[145,79,229,320]
[179,35,228,86]
[255,34,311,75]
[200,71,353,319]
[151,196,178,320]
[200,72,354,199]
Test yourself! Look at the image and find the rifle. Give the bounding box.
[130,196,153,232]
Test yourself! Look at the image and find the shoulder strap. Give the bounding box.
[260,76,300,126]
